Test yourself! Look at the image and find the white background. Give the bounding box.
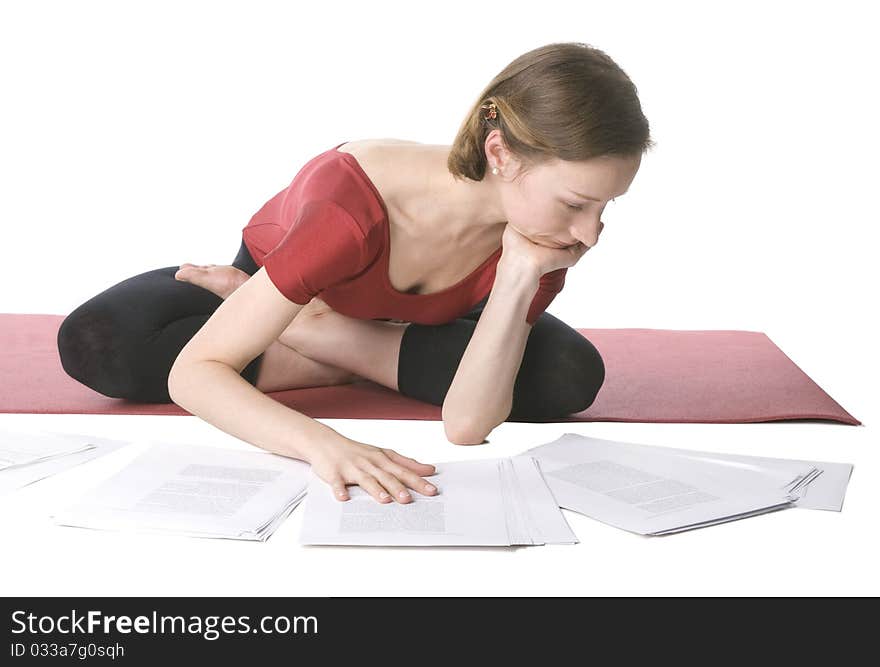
[1,0,877,596]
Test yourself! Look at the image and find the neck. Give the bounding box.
[402,144,507,243]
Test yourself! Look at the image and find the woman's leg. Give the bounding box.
[396,296,606,421]
[280,295,605,421]
[57,239,266,404]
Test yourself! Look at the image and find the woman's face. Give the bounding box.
[494,150,641,250]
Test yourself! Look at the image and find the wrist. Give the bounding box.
[496,254,542,287]
[292,421,346,463]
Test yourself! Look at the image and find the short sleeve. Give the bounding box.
[525,268,567,325]
[261,199,368,305]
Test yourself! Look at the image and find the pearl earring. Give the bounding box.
[492,165,499,175]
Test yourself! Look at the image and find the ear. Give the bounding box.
[485,131,515,169]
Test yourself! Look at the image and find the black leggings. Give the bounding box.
[57,238,605,421]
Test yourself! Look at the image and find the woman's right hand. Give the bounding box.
[308,435,439,503]
[499,220,604,276]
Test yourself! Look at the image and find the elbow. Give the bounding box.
[168,357,239,405]
[443,415,491,446]
[167,357,198,405]
[167,363,184,405]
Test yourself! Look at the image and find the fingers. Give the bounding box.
[382,448,437,475]
[352,468,398,504]
[330,477,350,501]
[363,460,438,503]
[361,463,413,503]
[325,447,438,504]
[330,470,395,505]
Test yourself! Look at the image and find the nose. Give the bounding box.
[573,220,604,248]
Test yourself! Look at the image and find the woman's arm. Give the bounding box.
[441,256,541,444]
[167,267,337,460]
[167,266,437,504]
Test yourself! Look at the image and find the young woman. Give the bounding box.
[57,42,652,505]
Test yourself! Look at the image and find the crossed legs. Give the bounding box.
[57,239,605,420]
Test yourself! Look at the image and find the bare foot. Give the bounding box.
[174,263,250,299]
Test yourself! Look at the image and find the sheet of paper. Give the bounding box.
[0,429,95,470]
[0,431,129,497]
[299,456,576,547]
[528,433,853,511]
[520,436,795,535]
[300,458,511,546]
[52,440,310,541]
[507,456,577,545]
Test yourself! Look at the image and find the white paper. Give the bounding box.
[507,456,577,545]
[0,430,129,497]
[527,433,853,512]
[0,429,95,470]
[521,434,796,535]
[298,456,576,547]
[52,440,310,541]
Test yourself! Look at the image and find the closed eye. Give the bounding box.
[563,197,617,211]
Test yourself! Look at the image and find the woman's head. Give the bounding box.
[448,42,654,249]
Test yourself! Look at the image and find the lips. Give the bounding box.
[544,239,571,248]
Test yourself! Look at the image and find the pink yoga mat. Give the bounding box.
[0,313,861,425]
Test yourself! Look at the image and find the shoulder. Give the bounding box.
[261,198,376,305]
[277,199,367,251]
[333,138,422,206]
[335,138,421,179]
[335,137,421,160]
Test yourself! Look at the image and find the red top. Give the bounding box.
[241,141,567,326]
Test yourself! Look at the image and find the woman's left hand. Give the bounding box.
[500,222,600,276]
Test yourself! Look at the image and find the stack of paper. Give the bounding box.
[52,440,310,541]
[29,428,852,544]
[299,456,577,546]
[521,433,853,536]
[605,443,852,512]
[0,428,128,497]
[1,431,94,469]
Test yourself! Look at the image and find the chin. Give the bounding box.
[522,231,557,247]
[510,223,563,248]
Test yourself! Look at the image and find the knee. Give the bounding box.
[57,305,143,400]
[562,338,605,413]
[510,335,606,421]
